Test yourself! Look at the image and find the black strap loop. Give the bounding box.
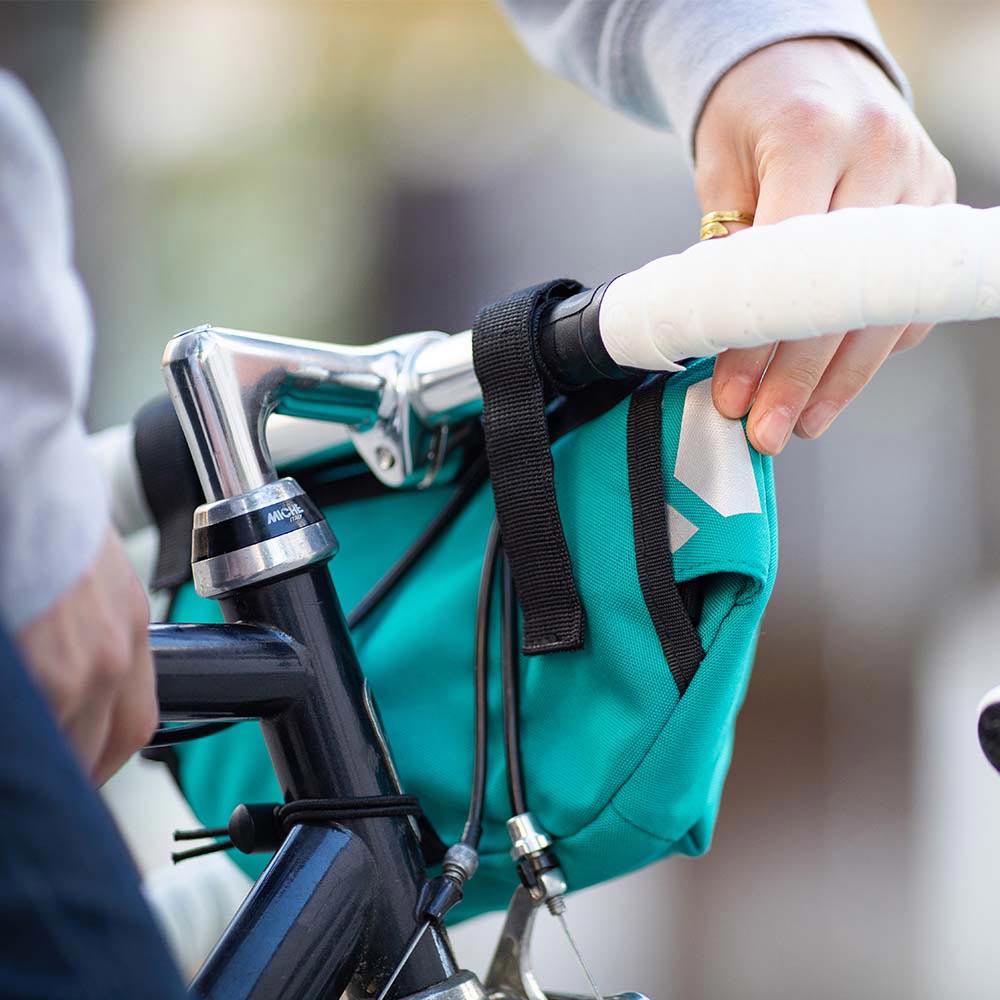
[626,376,706,695]
[275,795,421,831]
[472,279,586,655]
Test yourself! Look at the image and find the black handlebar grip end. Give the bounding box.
[133,394,204,590]
[537,279,632,391]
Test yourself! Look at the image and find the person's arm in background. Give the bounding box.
[500,0,956,455]
[0,71,157,782]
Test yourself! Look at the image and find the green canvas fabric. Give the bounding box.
[171,358,778,919]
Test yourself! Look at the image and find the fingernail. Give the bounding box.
[752,405,794,454]
[716,374,757,417]
[798,401,840,439]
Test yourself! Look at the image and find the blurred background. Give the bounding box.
[6,1,1000,997]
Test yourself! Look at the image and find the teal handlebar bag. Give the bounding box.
[170,357,778,919]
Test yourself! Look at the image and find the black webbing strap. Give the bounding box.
[472,279,586,655]
[626,376,706,695]
[133,395,204,590]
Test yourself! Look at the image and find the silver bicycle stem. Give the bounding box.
[161,324,479,596]
[162,324,479,501]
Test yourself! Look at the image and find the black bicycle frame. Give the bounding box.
[151,561,457,1000]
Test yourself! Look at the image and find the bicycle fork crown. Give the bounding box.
[190,477,338,598]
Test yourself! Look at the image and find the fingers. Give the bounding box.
[697,184,764,419]
[93,577,156,785]
[744,334,843,454]
[15,529,157,783]
[796,137,954,419]
[741,120,944,452]
[712,155,840,445]
[712,345,774,418]
[794,326,902,439]
[702,150,838,425]
[692,37,957,453]
[753,152,839,226]
[892,322,933,355]
[694,155,756,238]
[64,696,115,779]
[781,164,913,438]
[886,156,956,357]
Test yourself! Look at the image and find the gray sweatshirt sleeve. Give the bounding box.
[499,0,910,163]
[0,71,108,632]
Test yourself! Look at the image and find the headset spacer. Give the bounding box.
[191,478,338,599]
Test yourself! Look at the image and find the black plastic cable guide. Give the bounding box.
[171,796,446,866]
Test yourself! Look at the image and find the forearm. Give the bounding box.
[0,72,108,632]
[499,0,909,162]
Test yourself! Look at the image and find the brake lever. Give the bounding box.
[484,885,653,1000]
[484,885,547,1000]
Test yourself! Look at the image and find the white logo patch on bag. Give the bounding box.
[674,379,762,519]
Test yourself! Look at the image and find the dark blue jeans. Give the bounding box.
[0,626,186,999]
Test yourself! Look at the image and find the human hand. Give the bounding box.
[17,529,157,784]
[694,37,956,455]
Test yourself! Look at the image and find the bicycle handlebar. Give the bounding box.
[417,203,1000,403]
[598,203,1000,371]
[98,203,1000,535]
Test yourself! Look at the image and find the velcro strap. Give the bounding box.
[627,376,706,694]
[472,280,585,655]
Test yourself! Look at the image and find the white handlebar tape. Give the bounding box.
[599,204,1000,370]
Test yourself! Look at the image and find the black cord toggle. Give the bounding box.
[172,795,425,864]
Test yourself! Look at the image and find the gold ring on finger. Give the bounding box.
[700,210,755,241]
